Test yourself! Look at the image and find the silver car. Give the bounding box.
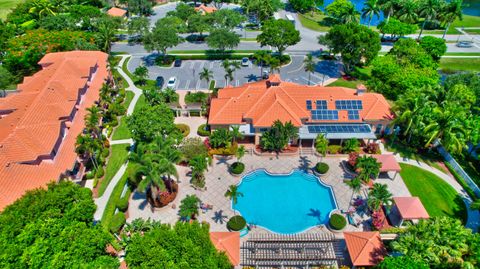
[456,41,474,48]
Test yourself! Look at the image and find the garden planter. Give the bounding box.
[146,180,179,208]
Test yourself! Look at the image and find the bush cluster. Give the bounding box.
[116,195,129,212]
[95,166,105,178]
[227,216,246,231]
[109,212,126,233]
[329,213,346,230]
[175,123,190,137]
[185,91,208,104]
[230,162,245,175]
[208,143,238,156]
[197,124,211,136]
[327,145,342,154]
[315,162,329,174]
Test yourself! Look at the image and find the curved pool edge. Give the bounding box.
[230,168,340,235]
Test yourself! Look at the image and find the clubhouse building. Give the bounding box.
[208,75,393,146]
[0,51,109,210]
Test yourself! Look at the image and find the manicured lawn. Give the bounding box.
[97,144,130,197]
[326,78,363,89]
[112,91,134,140]
[134,94,146,113]
[464,28,480,34]
[440,58,480,72]
[0,0,22,20]
[443,52,480,56]
[297,12,331,32]
[399,163,467,222]
[450,15,480,33]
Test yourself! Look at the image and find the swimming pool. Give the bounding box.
[233,169,338,234]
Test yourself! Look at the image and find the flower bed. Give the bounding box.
[146,180,179,208]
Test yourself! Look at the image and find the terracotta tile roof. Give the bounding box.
[0,51,109,211]
[195,4,217,13]
[344,231,387,267]
[393,197,430,220]
[209,232,240,266]
[107,7,127,17]
[209,76,392,127]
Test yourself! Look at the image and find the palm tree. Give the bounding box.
[269,57,281,74]
[379,0,397,23]
[136,160,167,203]
[398,0,419,24]
[230,125,244,144]
[367,183,393,211]
[225,185,244,215]
[96,19,117,52]
[362,0,381,28]
[303,54,316,86]
[418,0,441,39]
[356,156,381,183]
[340,5,360,24]
[346,178,362,206]
[199,68,213,90]
[189,155,208,186]
[283,121,299,145]
[29,0,58,18]
[236,145,246,162]
[315,134,328,157]
[253,50,270,79]
[440,0,463,39]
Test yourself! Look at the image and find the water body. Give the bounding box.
[319,0,479,26]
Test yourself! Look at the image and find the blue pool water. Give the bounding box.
[233,170,338,234]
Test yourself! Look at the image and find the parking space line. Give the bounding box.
[196,80,201,90]
[184,80,191,89]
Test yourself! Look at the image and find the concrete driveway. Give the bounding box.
[127,55,341,89]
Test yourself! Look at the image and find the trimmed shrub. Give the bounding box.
[197,124,211,137]
[109,212,126,233]
[327,145,342,154]
[95,166,105,178]
[85,170,95,180]
[315,162,329,174]
[231,162,245,175]
[329,213,347,230]
[365,142,381,154]
[185,91,208,104]
[176,123,190,137]
[116,195,129,212]
[227,215,246,231]
[101,148,110,158]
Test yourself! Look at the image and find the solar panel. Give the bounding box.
[335,100,363,110]
[311,110,338,120]
[348,110,360,120]
[315,100,327,110]
[307,124,371,133]
[306,100,312,110]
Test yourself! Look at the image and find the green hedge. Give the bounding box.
[185,92,208,104]
[109,212,126,233]
[116,192,130,212]
[227,216,246,231]
[95,166,105,178]
[174,54,248,61]
[231,162,245,175]
[176,123,190,137]
[315,162,329,174]
[197,124,210,137]
[329,213,346,230]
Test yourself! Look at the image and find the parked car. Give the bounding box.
[167,77,177,88]
[155,76,164,88]
[262,70,269,79]
[456,41,474,48]
[174,58,182,67]
[241,57,249,67]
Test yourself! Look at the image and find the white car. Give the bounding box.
[167,77,177,88]
[241,57,249,67]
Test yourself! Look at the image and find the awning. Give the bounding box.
[344,231,387,267]
[393,197,430,220]
[372,154,401,172]
[234,124,255,136]
[298,124,376,139]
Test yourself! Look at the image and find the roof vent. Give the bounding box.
[356,84,367,95]
[266,74,281,88]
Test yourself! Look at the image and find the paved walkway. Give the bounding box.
[380,143,480,231]
[94,55,142,221]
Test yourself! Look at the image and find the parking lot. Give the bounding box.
[127,55,342,90]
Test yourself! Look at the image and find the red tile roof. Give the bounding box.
[0,51,109,211]
[107,7,127,17]
[209,75,392,127]
[393,197,430,220]
[344,231,387,267]
[195,4,217,14]
[209,232,240,266]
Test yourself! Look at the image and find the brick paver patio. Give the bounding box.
[127,153,411,234]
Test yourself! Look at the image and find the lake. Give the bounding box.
[319,0,479,26]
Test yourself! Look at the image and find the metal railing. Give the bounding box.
[437,145,480,197]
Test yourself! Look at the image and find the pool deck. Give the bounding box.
[127,154,411,233]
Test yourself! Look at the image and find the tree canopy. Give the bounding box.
[124,221,232,268]
[206,28,240,51]
[378,18,418,37]
[0,181,118,268]
[127,103,178,142]
[257,19,300,55]
[322,23,380,73]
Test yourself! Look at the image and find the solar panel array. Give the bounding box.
[307,124,371,133]
[315,100,327,110]
[311,110,338,120]
[347,110,360,120]
[306,100,312,110]
[335,100,363,110]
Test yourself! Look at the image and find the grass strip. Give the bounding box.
[97,144,130,197]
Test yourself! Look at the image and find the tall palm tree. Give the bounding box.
[424,104,467,153]
[362,0,381,28]
[315,133,328,158]
[440,0,463,39]
[356,156,381,183]
[236,145,246,162]
[136,160,167,202]
[230,125,244,144]
[189,154,208,184]
[346,178,362,206]
[398,0,419,24]
[303,54,316,86]
[96,19,117,53]
[225,185,244,215]
[199,68,213,90]
[253,50,270,79]
[29,0,58,18]
[418,0,441,39]
[340,5,360,24]
[367,183,393,211]
[379,0,397,23]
